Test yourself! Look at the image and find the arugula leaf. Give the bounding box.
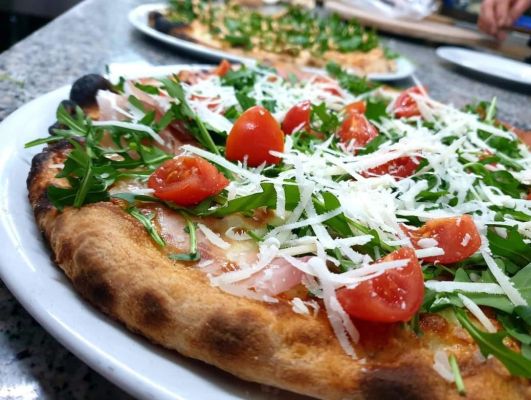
[364,99,389,122]
[465,163,524,197]
[134,83,160,95]
[224,34,252,48]
[168,214,200,261]
[511,263,531,304]
[455,308,531,378]
[448,354,466,396]
[235,90,256,111]
[313,192,352,237]
[220,66,256,90]
[325,62,379,95]
[498,312,531,345]
[488,227,531,268]
[206,183,300,217]
[126,205,165,247]
[515,306,531,325]
[161,77,221,156]
[310,103,339,134]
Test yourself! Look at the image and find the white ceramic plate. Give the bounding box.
[128,3,415,81]
[436,46,531,85]
[0,71,309,400]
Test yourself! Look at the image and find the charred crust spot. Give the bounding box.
[72,265,115,313]
[136,291,171,328]
[33,191,52,217]
[148,11,189,34]
[54,237,75,265]
[27,140,72,191]
[361,366,436,400]
[200,310,271,361]
[58,99,78,115]
[70,74,112,108]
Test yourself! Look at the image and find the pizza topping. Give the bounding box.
[148,156,229,205]
[404,215,481,264]
[196,223,231,250]
[337,111,378,151]
[432,350,455,382]
[344,101,366,115]
[163,2,391,73]
[457,293,497,333]
[282,100,311,135]
[336,248,424,323]
[29,63,531,371]
[392,86,425,118]
[226,105,285,166]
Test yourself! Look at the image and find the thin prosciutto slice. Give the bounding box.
[153,206,305,297]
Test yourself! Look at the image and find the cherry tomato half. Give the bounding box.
[282,100,311,135]
[405,215,481,264]
[337,247,424,323]
[214,59,231,77]
[148,156,229,206]
[393,86,426,118]
[344,101,366,115]
[363,156,421,179]
[226,105,284,167]
[337,111,378,150]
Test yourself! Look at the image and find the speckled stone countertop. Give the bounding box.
[0,0,529,398]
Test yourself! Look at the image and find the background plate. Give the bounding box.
[128,3,415,81]
[0,72,309,400]
[436,46,531,85]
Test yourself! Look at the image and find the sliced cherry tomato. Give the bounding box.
[527,192,531,201]
[148,156,229,206]
[337,111,378,150]
[363,156,421,179]
[226,105,284,167]
[214,59,231,77]
[393,86,426,118]
[282,100,311,135]
[337,248,424,323]
[344,101,366,115]
[404,215,481,264]
[313,75,342,97]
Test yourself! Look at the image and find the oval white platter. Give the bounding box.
[436,46,531,85]
[0,66,309,400]
[128,3,415,81]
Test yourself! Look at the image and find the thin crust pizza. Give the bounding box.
[26,62,531,399]
[147,1,396,75]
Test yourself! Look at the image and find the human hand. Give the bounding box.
[478,0,531,40]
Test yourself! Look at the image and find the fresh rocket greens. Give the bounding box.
[26,63,531,380]
[166,2,383,59]
[448,353,466,396]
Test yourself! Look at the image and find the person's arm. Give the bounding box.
[478,0,531,40]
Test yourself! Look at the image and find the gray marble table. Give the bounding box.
[0,0,529,399]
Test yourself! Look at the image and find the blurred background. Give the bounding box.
[0,0,529,53]
[0,0,82,51]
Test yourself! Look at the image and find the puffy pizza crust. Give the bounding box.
[27,139,530,400]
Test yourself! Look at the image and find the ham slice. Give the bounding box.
[153,206,305,297]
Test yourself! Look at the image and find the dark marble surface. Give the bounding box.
[0,0,530,399]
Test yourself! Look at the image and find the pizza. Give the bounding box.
[147,0,396,75]
[26,61,531,399]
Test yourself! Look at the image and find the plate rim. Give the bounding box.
[128,2,415,81]
[435,45,531,85]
